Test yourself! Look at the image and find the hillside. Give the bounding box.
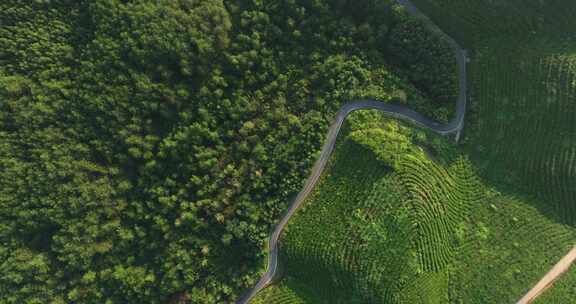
[251,111,576,303]
[2,0,575,302]
[249,0,576,302]
[0,0,458,302]
[412,0,576,227]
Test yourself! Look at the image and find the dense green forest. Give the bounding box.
[0,0,456,303]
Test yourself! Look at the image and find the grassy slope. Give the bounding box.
[251,111,576,303]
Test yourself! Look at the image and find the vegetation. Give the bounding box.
[533,265,576,303]
[0,0,458,302]
[408,0,576,48]
[412,0,576,226]
[252,111,576,303]
[385,14,457,105]
[253,0,576,302]
[5,0,574,302]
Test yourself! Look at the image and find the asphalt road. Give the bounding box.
[235,0,468,303]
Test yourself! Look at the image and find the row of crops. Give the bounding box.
[409,0,576,227]
[465,42,576,226]
[410,0,576,48]
[251,111,576,303]
[249,1,576,301]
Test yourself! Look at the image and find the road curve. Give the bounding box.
[235,0,468,303]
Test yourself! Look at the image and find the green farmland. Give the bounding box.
[251,111,576,303]
[412,0,576,226]
[249,1,576,302]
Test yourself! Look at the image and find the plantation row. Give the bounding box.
[251,1,576,302]
[408,0,576,228]
[464,36,576,226]
[410,0,576,47]
[252,111,576,303]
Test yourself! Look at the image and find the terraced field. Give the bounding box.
[465,43,576,226]
[250,112,576,303]
[412,0,576,227]
[249,1,576,302]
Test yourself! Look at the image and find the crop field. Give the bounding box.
[465,43,576,226]
[415,1,576,300]
[250,111,576,303]
[409,0,576,227]
[250,1,576,302]
[410,0,576,48]
[404,2,576,298]
[533,269,576,303]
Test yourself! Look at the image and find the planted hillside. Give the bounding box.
[405,0,576,227]
[0,0,459,302]
[250,1,576,302]
[400,0,576,299]
[252,111,576,303]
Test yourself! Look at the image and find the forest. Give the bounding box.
[0,0,455,302]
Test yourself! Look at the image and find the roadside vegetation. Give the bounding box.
[533,268,576,303]
[0,0,458,302]
[252,0,576,302]
[252,111,576,303]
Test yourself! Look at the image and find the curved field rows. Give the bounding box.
[253,114,475,303]
[251,112,576,303]
[466,41,576,225]
[247,0,576,302]
[408,0,576,228]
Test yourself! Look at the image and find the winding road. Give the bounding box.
[235,0,576,303]
[235,1,468,303]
